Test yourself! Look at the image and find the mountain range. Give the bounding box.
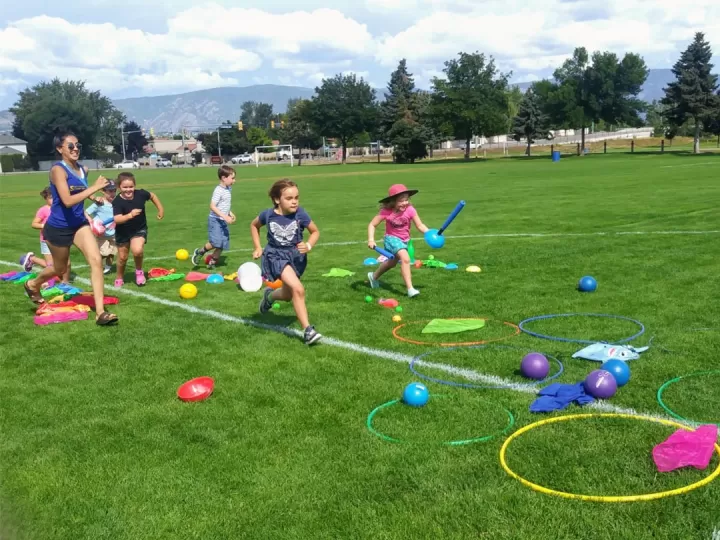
[0,69,678,134]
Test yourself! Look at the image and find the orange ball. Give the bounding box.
[264,279,283,290]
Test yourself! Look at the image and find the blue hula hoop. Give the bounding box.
[409,344,564,390]
[518,313,645,345]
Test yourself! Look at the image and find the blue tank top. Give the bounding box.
[46,161,88,229]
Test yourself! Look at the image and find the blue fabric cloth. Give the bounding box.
[529,382,595,413]
[207,216,230,250]
[86,201,115,237]
[46,161,88,229]
[383,234,408,255]
[261,245,307,282]
[258,207,311,248]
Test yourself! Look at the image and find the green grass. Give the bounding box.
[1,153,719,539]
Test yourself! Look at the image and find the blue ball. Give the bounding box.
[402,382,429,407]
[424,229,445,249]
[601,359,631,387]
[578,275,597,292]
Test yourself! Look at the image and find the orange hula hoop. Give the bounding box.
[392,317,521,347]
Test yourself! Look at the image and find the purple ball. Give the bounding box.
[520,352,550,380]
[584,369,618,399]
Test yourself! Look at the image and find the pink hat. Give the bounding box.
[378,183,419,203]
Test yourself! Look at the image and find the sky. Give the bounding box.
[1,0,719,109]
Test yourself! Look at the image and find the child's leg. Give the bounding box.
[372,257,397,281]
[279,265,310,329]
[115,244,129,284]
[25,244,70,303]
[396,249,416,291]
[30,255,47,268]
[130,236,146,285]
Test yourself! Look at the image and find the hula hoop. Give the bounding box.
[409,344,564,390]
[367,394,515,446]
[518,313,645,345]
[393,318,520,347]
[500,413,720,502]
[657,370,720,426]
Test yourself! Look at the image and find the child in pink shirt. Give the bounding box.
[367,184,429,297]
[21,188,71,283]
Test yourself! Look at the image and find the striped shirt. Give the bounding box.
[210,185,232,220]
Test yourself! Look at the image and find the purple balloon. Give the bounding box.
[584,369,618,399]
[520,352,550,380]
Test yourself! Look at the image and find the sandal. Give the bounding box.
[96,311,119,326]
[24,280,44,305]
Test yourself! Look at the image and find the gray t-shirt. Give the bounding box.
[210,185,232,220]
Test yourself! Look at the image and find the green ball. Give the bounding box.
[365,295,373,303]
[428,255,435,260]
[272,302,280,309]
[395,306,403,313]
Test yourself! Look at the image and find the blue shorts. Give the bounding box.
[384,234,408,256]
[208,217,230,250]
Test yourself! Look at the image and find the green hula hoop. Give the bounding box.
[657,370,720,426]
[366,394,515,446]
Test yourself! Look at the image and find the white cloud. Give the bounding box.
[168,4,375,55]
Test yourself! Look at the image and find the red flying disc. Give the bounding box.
[177,377,214,402]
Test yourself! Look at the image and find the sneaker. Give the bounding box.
[408,287,420,298]
[367,271,379,289]
[135,270,146,286]
[259,287,274,314]
[103,265,112,274]
[304,325,323,346]
[191,248,202,266]
[114,279,124,288]
[22,252,34,272]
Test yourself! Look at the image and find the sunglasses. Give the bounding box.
[66,143,82,151]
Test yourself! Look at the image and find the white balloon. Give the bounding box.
[238,262,261,279]
[239,272,263,292]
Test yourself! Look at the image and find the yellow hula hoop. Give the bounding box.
[499,413,720,503]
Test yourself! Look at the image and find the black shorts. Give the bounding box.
[43,222,89,248]
[115,228,148,246]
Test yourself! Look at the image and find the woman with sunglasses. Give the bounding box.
[24,130,119,325]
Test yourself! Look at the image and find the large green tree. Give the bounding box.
[380,59,430,163]
[282,99,322,165]
[240,101,274,128]
[661,32,720,153]
[115,120,148,159]
[431,52,510,159]
[311,73,378,163]
[10,78,123,164]
[511,89,551,156]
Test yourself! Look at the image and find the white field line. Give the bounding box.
[69,229,720,269]
[660,162,719,168]
[0,259,683,424]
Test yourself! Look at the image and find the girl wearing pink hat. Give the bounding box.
[367,184,429,297]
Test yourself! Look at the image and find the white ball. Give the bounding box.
[239,272,263,292]
[238,262,261,278]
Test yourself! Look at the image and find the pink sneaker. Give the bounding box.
[114,278,124,288]
[135,270,146,286]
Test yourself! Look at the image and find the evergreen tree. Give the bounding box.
[511,89,550,156]
[661,32,720,153]
[380,59,429,163]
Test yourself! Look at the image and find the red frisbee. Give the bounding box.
[177,376,214,402]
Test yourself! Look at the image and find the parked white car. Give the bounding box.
[114,160,139,169]
[231,153,253,164]
[156,158,172,167]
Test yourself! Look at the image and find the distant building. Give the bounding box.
[0,134,28,155]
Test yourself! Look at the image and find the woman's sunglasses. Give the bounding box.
[66,143,82,151]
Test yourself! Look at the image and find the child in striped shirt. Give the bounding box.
[192,165,236,269]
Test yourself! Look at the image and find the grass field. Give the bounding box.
[1,152,719,540]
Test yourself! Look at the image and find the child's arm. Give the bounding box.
[114,208,142,224]
[298,221,319,254]
[210,201,234,223]
[250,217,263,259]
[412,213,430,234]
[31,216,45,230]
[85,203,98,224]
[367,214,384,249]
[149,192,164,220]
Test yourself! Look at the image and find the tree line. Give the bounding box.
[8,32,720,167]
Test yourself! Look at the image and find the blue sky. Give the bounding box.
[1,0,719,109]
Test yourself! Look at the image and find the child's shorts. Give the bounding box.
[208,217,230,250]
[261,246,306,282]
[97,236,117,257]
[40,241,51,256]
[383,234,409,256]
